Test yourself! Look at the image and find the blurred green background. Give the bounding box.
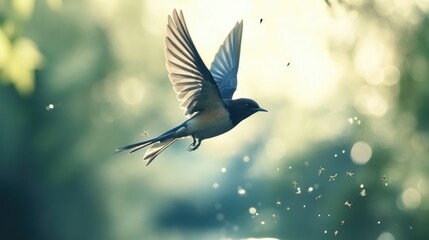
[1,0,429,239]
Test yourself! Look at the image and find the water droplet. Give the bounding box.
[237,186,246,195]
[212,182,219,189]
[249,207,257,215]
[221,167,227,173]
[46,104,55,111]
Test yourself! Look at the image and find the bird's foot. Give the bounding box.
[187,137,201,151]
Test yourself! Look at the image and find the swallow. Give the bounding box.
[116,9,267,165]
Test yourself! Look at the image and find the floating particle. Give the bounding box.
[360,189,366,197]
[342,150,346,154]
[275,200,282,207]
[303,204,306,208]
[46,104,55,111]
[316,195,322,200]
[382,175,387,181]
[340,220,345,225]
[360,184,365,188]
[212,182,219,189]
[286,207,291,211]
[295,187,301,195]
[276,167,280,171]
[344,201,352,208]
[329,173,338,182]
[289,166,292,170]
[348,118,354,124]
[260,18,263,24]
[243,155,250,163]
[334,230,339,236]
[214,203,222,210]
[249,207,257,215]
[354,116,358,120]
[287,62,290,67]
[237,186,246,195]
[318,214,321,217]
[346,171,355,177]
[384,182,389,187]
[327,214,331,217]
[318,166,325,176]
[233,225,239,232]
[409,225,413,230]
[377,220,381,224]
[308,187,314,192]
[324,230,328,234]
[357,120,362,125]
[140,130,150,136]
[292,180,298,188]
[334,154,338,157]
[272,214,276,218]
[261,221,265,225]
[221,167,227,173]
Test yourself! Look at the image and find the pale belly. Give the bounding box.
[185,108,234,140]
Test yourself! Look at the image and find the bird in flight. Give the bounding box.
[117,9,267,165]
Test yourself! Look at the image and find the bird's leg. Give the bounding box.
[188,136,201,151]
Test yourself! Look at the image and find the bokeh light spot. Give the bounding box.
[377,232,395,240]
[350,141,372,165]
[401,188,421,209]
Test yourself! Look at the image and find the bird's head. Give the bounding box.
[226,98,267,126]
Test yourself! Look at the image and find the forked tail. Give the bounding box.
[116,124,185,165]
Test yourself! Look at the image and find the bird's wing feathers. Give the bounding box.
[165,9,225,117]
[209,20,243,100]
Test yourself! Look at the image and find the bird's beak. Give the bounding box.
[253,107,268,112]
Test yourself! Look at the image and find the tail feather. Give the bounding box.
[116,124,186,165]
[115,138,157,153]
[143,138,178,166]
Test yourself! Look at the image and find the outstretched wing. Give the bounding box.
[165,9,225,117]
[209,21,243,100]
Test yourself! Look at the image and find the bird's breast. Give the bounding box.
[186,108,233,140]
